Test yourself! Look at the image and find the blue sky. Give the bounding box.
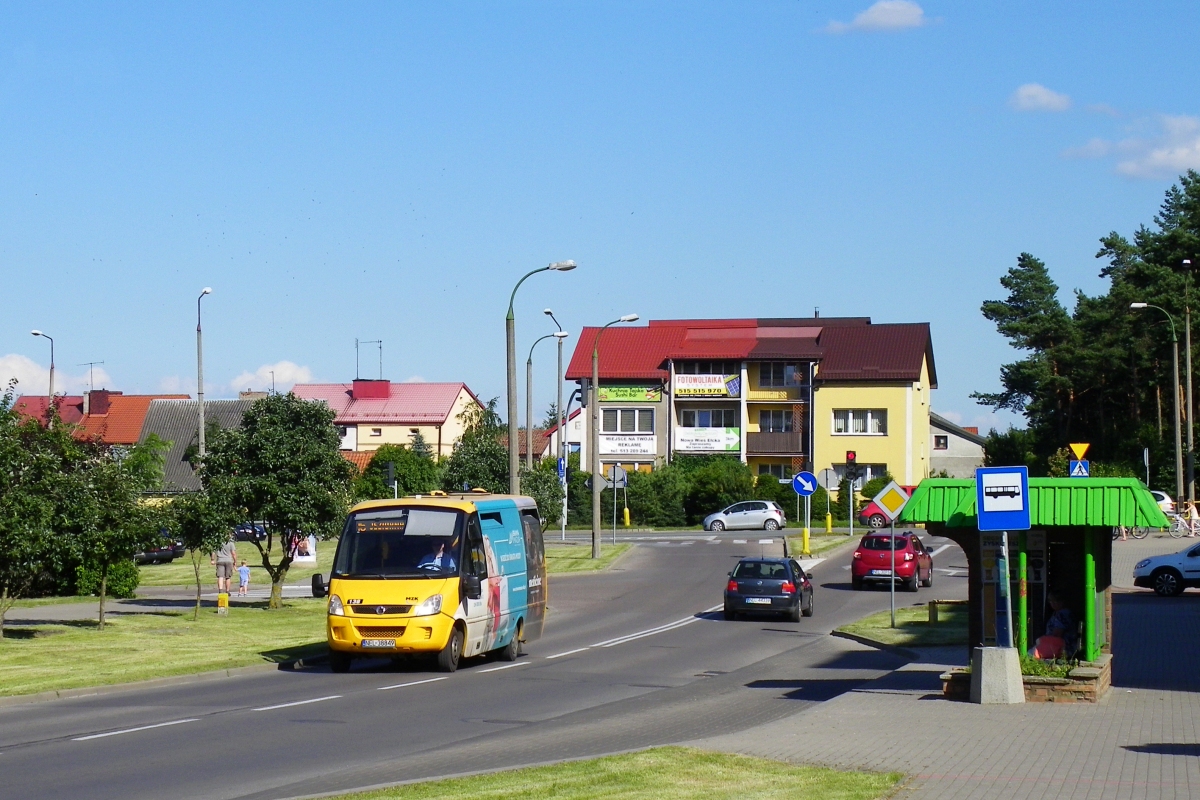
[3,1,1199,432]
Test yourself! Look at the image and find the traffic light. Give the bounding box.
[845,450,859,479]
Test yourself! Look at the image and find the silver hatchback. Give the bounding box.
[704,501,786,532]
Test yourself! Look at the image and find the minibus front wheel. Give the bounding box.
[437,624,464,672]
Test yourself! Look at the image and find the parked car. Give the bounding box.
[1150,490,1176,516]
[134,535,178,565]
[704,501,786,532]
[723,557,813,621]
[851,532,933,591]
[858,486,918,528]
[1133,541,1200,596]
[234,523,268,542]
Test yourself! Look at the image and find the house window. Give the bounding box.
[370,428,382,437]
[759,363,802,388]
[933,434,949,450]
[758,462,792,479]
[676,360,739,375]
[680,408,738,427]
[759,409,793,433]
[410,428,420,435]
[832,410,887,435]
[602,408,654,433]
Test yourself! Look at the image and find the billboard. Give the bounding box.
[598,386,662,402]
[674,427,740,452]
[674,374,741,397]
[599,434,657,456]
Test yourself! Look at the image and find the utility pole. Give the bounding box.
[197,288,212,459]
[1184,259,1195,503]
[591,315,638,558]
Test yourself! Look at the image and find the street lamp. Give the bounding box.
[506,261,576,495]
[30,330,54,403]
[1132,302,1184,505]
[526,331,568,471]
[1184,259,1195,503]
[591,314,639,558]
[197,287,212,460]
[545,309,569,530]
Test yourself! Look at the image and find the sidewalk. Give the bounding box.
[693,583,1200,799]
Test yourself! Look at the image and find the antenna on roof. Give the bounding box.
[814,307,820,319]
[357,339,382,380]
[78,361,105,392]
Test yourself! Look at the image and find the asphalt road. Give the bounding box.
[0,531,967,800]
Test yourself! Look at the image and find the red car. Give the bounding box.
[858,485,918,529]
[851,532,933,592]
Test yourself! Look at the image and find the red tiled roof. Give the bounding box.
[816,323,936,386]
[292,382,478,424]
[342,451,374,472]
[500,429,550,457]
[13,395,85,425]
[76,395,190,445]
[564,317,934,387]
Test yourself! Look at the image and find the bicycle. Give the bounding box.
[1168,514,1196,538]
[1112,525,1151,540]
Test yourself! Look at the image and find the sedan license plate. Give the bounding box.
[361,639,395,648]
[746,597,772,605]
[870,569,893,576]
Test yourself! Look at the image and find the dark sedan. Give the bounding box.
[724,558,814,622]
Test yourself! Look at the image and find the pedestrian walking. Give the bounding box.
[210,535,237,594]
[237,560,251,596]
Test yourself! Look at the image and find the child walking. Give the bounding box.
[237,560,251,596]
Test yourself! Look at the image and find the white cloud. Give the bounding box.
[230,361,313,393]
[825,1,927,33]
[1066,115,1200,180]
[0,353,114,395]
[404,375,427,383]
[1010,83,1071,112]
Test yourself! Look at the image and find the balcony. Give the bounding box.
[746,431,804,455]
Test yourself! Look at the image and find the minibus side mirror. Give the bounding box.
[311,573,327,598]
[462,574,482,600]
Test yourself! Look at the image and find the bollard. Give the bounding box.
[217,592,229,615]
[928,600,939,624]
[802,526,810,556]
[825,512,832,534]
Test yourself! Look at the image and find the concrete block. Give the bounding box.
[970,646,1025,705]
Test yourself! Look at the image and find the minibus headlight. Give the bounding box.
[411,594,443,616]
[328,594,345,616]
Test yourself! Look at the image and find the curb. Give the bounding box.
[0,651,328,709]
[830,629,921,661]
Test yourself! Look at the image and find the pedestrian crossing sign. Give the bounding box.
[1069,459,1090,477]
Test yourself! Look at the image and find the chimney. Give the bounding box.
[964,427,979,435]
[87,389,116,416]
[351,379,390,400]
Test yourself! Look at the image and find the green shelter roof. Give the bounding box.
[897,477,1170,529]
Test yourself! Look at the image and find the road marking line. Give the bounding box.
[253,695,341,711]
[710,540,722,544]
[376,677,447,691]
[545,647,589,659]
[73,718,199,741]
[733,539,747,544]
[758,539,774,544]
[929,544,952,557]
[592,605,723,648]
[479,661,530,673]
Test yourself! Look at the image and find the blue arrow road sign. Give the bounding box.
[975,466,1031,531]
[1069,459,1090,477]
[557,457,566,482]
[791,471,817,497]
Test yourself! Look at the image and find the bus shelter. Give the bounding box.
[898,478,1169,662]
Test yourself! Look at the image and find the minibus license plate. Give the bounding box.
[746,597,771,604]
[362,639,395,648]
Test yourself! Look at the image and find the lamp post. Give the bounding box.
[197,287,212,460]
[506,261,576,495]
[591,314,639,558]
[1132,302,1184,505]
[526,332,568,471]
[1185,259,1195,503]
[30,330,54,404]
[544,309,568,471]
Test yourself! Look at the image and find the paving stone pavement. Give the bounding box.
[693,582,1200,799]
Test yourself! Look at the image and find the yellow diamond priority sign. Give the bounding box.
[873,481,911,522]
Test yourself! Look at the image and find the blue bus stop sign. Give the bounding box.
[975,466,1031,531]
[791,471,817,497]
[557,457,566,483]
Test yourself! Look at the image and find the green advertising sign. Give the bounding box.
[598,386,662,402]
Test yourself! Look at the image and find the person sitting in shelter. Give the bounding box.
[1031,591,1077,660]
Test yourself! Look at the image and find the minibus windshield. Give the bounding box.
[333,507,463,578]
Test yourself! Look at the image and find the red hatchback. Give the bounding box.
[851,532,933,592]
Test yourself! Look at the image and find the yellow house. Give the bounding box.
[292,380,483,459]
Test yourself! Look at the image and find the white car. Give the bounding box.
[1133,541,1200,596]
[1150,490,1176,516]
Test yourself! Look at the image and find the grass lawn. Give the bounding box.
[326,746,902,800]
[789,534,856,558]
[544,543,630,574]
[138,538,338,588]
[836,603,967,648]
[0,599,326,697]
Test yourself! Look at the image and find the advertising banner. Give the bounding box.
[674,427,740,452]
[599,434,657,456]
[598,386,662,402]
[674,374,741,397]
